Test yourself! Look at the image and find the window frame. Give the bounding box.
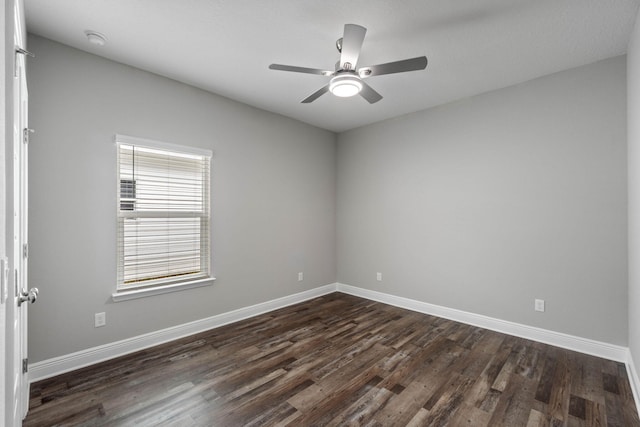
[113,134,214,302]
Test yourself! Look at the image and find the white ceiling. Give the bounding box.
[24,0,640,133]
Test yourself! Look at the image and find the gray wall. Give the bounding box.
[337,56,628,345]
[629,8,640,368]
[28,31,630,364]
[27,35,337,363]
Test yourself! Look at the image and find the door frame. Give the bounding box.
[0,0,8,423]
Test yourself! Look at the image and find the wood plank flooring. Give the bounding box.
[24,293,640,426]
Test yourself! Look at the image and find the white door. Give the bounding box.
[16,51,31,420]
[11,0,36,423]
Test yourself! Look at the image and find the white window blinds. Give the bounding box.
[116,135,211,290]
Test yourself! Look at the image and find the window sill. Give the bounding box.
[112,277,216,302]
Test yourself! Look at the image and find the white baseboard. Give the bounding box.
[30,281,635,391]
[336,283,629,363]
[627,350,640,413]
[29,284,336,383]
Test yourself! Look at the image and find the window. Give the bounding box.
[116,135,212,294]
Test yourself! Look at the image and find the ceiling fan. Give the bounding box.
[269,24,428,104]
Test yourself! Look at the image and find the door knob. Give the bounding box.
[18,287,38,306]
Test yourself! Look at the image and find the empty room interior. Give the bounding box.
[5,0,640,425]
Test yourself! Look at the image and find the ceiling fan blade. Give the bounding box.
[301,85,330,103]
[360,56,427,77]
[269,64,333,76]
[359,81,383,104]
[340,24,366,70]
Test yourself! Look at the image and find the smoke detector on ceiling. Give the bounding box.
[84,30,107,46]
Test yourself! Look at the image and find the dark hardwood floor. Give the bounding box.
[24,293,640,426]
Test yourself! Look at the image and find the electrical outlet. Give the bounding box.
[298,272,303,282]
[376,272,382,281]
[534,299,545,312]
[95,312,106,328]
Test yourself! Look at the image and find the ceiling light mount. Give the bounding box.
[84,30,107,46]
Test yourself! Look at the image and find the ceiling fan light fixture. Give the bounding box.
[329,74,363,97]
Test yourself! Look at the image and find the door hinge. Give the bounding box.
[23,128,34,144]
[22,358,28,374]
[15,47,34,58]
[23,243,28,260]
[14,46,35,77]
